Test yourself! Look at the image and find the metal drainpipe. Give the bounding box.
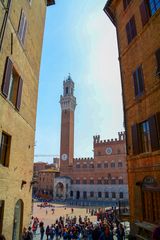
[0,0,12,51]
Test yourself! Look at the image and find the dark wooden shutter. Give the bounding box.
[148,115,160,151]
[155,48,160,73]
[130,16,137,39]
[18,10,24,39]
[138,66,144,93]
[131,124,140,155]
[155,112,160,145]
[126,22,131,44]
[16,77,23,111]
[2,57,13,97]
[133,70,138,96]
[140,0,150,26]
[21,17,27,45]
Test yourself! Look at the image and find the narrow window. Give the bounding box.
[105,192,109,198]
[98,192,102,198]
[104,178,109,184]
[112,192,116,199]
[90,192,94,197]
[97,179,102,184]
[90,179,94,184]
[0,132,11,167]
[97,163,101,168]
[111,178,116,184]
[155,48,160,75]
[83,179,87,184]
[118,161,123,168]
[126,16,137,44]
[66,87,68,95]
[76,179,80,184]
[0,200,5,234]
[133,66,144,97]
[111,162,115,168]
[18,10,27,45]
[2,57,23,110]
[83,191,87,199]
[119,179,124,184]
[148,115,160,151]
[119,192,124,199]
[104,162,108,168]
[76,164,80,168]
[90,164,94,168]
[140,0,150,26]
[140,120,151,152]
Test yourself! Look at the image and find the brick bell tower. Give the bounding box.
[60,75,76,169]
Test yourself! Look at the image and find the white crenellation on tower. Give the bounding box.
[60,75,77,112]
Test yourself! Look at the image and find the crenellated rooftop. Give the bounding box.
[73,157,94,161]
[93,132,125,144]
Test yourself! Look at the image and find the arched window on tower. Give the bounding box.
[66,87,68,95]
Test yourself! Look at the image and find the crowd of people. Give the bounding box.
[22,207,126,240]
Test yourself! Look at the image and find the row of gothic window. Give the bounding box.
[75,161,123,169]
[73,178,124,185]
[70,191,124,199]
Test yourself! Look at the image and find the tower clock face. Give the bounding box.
[61,153,68,161]
[105,147,112,155]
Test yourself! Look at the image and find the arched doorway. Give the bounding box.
[12,199,23,240]
[142,176,160,223]
[56,182,65,198]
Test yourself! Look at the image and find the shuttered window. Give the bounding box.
[155,112,160,142]
[132,114,160,155]
[0,201,4,234]
[2,57,23,110]
[123,0,132,10]
[18,10,27,45]
[126,16,137,44]
[2,57,13,97]
[133,66,144,97]
[148,115,160,151]
[0,132,11,167]
[131,124,141,155]
[155,48,160,75]
[140,0,150,26]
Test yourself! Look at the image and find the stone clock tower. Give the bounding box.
[60,75,76,169]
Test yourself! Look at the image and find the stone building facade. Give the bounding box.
[33,161,60,198]
[104,0,160,238]
[54,76,128,205]
[0,0,55,239]
[36,169,60,199]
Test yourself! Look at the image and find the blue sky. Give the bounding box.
[34,0,124,163]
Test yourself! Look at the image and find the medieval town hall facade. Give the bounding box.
[54,76,128,204]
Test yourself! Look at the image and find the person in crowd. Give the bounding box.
[49,224,55,240]
[40,222,45,240]
[116,223,125,240]
[45,225,50,240]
